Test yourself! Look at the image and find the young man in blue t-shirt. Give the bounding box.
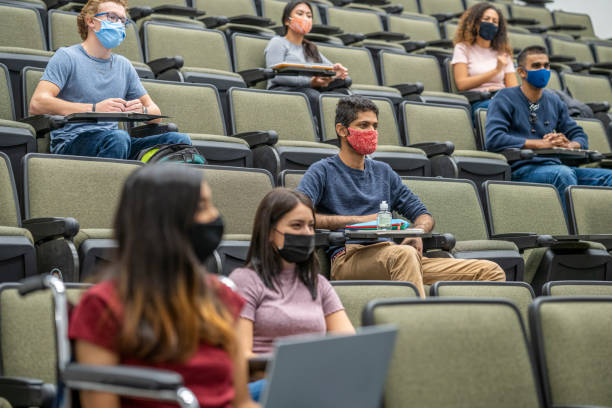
[29,0,191,159]
[297,96,505,297]
[485,45,612,206]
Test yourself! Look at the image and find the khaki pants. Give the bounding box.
[331,242,506,298]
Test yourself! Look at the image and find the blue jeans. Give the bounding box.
[57,128,191,160]
[512,163,612,208]
[471,99,492,125]
[248,379,267,402]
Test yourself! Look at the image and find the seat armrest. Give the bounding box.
[588,150,605,162]
[228,15,274,27]
[459,90,491,103]
[322,139,340,147]
[431,12,461,23]
[501,148,535,163]
[586,102,611,113]
[199,15,229,28]
[337,33,366,45]
[490,233,556,250]
[391,82,424,97]
[22,217,79,243]
[146,56,184,76]
[381,4,403,14]
[328,0,352,5]
[310,24,342,35]
[526,26,549,34]
[127,6,153,21]
[426,39,454,48]
[64,363,183,391]
[0,377,55,408]
[548,24,586,32]
[549,55,577,63]
[129,123,179,138]
[352,0,390,4]
[591,62,612,70]
[507,17,540,26]
[573,234,612,251]
[408,141,454,157]
[364,31,408,41]
[422,233,455,252]
[238,68,275,87]
[19,114,66,138]
[315,229,347,247]
[231,131,278,148]
[400,40,427,52]
[567,61,592,72]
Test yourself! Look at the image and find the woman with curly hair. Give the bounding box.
[451,2,518,115]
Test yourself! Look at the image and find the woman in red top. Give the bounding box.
[69,164,258,408]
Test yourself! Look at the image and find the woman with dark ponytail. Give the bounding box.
[264,1,351,113]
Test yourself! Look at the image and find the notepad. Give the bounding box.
[345,219,410,230]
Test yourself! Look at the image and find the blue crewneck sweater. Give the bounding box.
[485,86,588,170]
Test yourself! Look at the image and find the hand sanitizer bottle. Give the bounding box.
[377,201,391,230]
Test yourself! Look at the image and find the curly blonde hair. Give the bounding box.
[454,2,512,55]
[77,0,128,40]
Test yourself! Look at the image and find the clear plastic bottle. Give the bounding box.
[377,201,392,230]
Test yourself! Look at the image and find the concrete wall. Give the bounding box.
[546,0,612,39]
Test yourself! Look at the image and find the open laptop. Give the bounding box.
[260,325,397,408]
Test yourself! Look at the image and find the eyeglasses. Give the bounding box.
[94,12,129,25]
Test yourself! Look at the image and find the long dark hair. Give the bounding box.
[112,164,234,363]
[281,0,322,63]
[246,188,319,299]
[454,2,512,54]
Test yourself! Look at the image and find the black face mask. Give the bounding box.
[478,21,498,41]
[276,232,315,264]
[189,216,224,263]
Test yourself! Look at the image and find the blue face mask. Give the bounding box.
[525,68,551,89]
[94,18,125,49]
[478,21,498,41]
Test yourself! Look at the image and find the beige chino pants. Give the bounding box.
[331,242,506,298]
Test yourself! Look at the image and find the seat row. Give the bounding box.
[2,278,612,407]
[1,152,611,290]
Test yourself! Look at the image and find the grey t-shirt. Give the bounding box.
[40,44,146,153]
[264,36,332,89]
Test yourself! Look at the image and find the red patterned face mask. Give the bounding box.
[288,15,312,35]
[346,127,378,155]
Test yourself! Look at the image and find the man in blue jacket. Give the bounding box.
[485,45,612,206]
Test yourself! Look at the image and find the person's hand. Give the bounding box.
[534,137,555,149]
[566,141,582,150]
[496,53,509,72]
[96,98,127,112]
[401,237,423,255]
[311,75,334,88]
[124,99,143,113]
[332,63,348,80]
[544,132,570,147]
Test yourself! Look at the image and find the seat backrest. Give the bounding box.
[49,10,145,63]
[21,67,49,152]
[0,284,88,384]
[530,297,612,407]
[430,281,535,327]
[509,4,554,27]
[392,0,420,14]
[547,37,594,64]
[0,63,14,121]
[508,31,547,53]
[513,69,563,92]
[129,0,187,7]
[320,95,401,146]
[142,80,226,135]
[0,3,47,50]
[364,298,542,408]
[331,281,419,328]
[552,10,595,38]
[230,88,317,142]
[483,181,568,236]
[193,0,257,17]
[317,44,378,86]
[0,153,20,228]
[465,0,510,19]
[566,185,612,236]
[543,280,612,296]
[562,72,612,103]
[197,166,274,235]
[419,0,465,15]
[574,118,610,154]
[443,21,458,41]
[591,43,612,64]
[279,169,305,189]
[143,22,231,71]
[388,14,440,42]
[325,6,383,35]
[24,154,142,228]
[401,101,477,150]
[232,32,269,71]
[380,51,445,92]
[401,177,488,241]
[262,0,323,26]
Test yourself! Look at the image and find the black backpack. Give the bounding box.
[136,144,206,165]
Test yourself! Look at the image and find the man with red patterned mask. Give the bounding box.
[297,96,506,297]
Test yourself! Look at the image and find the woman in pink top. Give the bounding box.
[451,2,518,116]
[230,188,354,355]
